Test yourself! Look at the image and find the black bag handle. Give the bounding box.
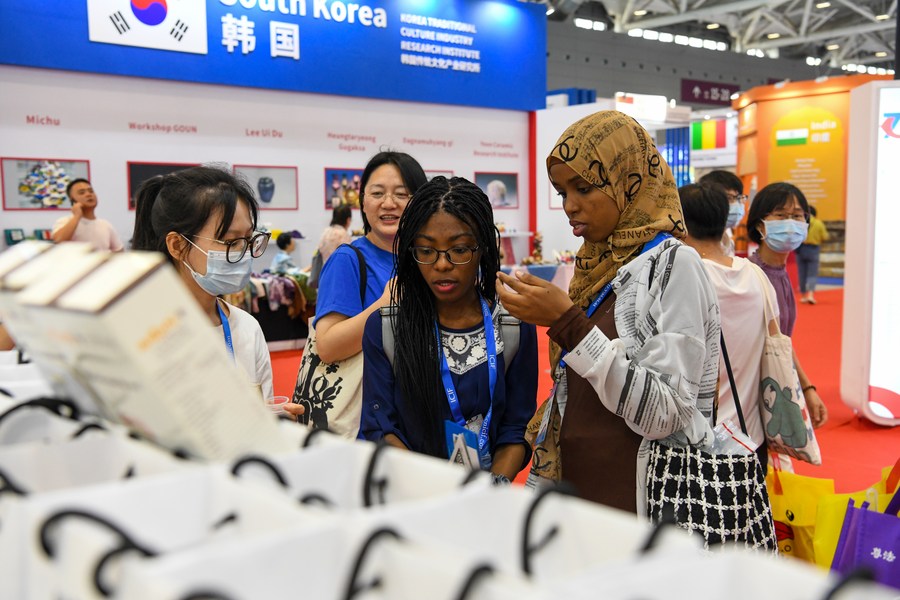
[230,455,290,489]
[362,440,390,507]
[301,426,332,448]
[71,422,107,439]
[0,467,28,496]
[638,513,681,554]
[340,527,403,600]
[38,508,157,597]
[821,568,876,600]
[0,397,80,426]
[521,482,577,575]
[453,563,496,600]
[719,331,748,435]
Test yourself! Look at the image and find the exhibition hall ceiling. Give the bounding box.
[541,0,896,71]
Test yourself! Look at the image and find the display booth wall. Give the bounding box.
[0,65,532,266]
[733,74,890,223]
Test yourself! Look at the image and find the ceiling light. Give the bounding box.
[546,7,555,15]
[633,9,648,16]
[628,28,643,37]
[826,43,840,50]
[675,35,689,45]
[659,32,674,42]
[593,21,606,31]
[767,33,781,39]
[704,115,711,120]
[867,66,877,74]
[889,69,896,75]
[815,1,831,7]
[574,18,592,29]
[707,23,720,29]
[643,29,659,40]
[877,68,887,75]
[730,92,740,100]
[876,51,888,57]
[716,41,727,51]
[689,37,703,47]
[875,13,890,20]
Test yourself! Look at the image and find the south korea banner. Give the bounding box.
[87,0,208,55]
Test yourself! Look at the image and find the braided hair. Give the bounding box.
[391,176,501,457]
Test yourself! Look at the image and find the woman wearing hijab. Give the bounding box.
[497,111,722,514]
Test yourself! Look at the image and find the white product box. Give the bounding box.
[44,251,292,459]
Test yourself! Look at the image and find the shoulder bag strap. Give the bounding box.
[346,244,368,306]
[719,330,748,435]
[379,306,398,368]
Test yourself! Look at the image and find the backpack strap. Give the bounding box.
[345,244,368,306]
[498,307,520,367]
[379,306,398,368]
[379,304,520,370]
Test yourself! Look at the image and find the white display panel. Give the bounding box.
[867,87,900,420]
[841,80,900,427]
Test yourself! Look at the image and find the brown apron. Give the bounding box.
[559,293,642,513]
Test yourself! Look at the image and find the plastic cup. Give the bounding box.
[266,395,290,415]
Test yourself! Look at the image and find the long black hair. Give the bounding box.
[359,151,427,233]
[391,176,501,457]
[132,165,258,264]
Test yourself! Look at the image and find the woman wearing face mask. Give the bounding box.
[132,166,274,400]
[747,182,828,428]
[282,152,427,433]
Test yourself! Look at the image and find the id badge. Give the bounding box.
[445,420,479,470]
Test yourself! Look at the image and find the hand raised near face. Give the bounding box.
[496,270,574,327]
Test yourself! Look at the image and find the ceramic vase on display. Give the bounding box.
[258,177,275,203]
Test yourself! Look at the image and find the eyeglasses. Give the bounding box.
[727,193,749,203]
[191,231,270,263]
[365,190,411,203]
[411,245,479,265]
[767,211,808,222]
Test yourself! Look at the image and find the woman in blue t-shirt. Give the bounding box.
[284,152,426,428]
[360,177,538,481]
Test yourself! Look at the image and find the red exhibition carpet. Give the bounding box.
[271,288,898,492]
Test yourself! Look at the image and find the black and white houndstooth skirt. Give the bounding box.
[646,441,778,551]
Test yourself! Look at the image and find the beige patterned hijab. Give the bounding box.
[547,110,686,370]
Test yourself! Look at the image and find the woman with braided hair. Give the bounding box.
[498,111,724,512]
[360,176,538,482]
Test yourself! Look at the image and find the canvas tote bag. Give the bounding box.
[750,266,821,465]
[292,244,368,438]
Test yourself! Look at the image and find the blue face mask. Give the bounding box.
[763,219,808,253]
[726,202,745,229]
[182,237,252,296]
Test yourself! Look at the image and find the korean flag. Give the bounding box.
[87,0,208,55]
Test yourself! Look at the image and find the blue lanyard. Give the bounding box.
[437,297,497,458]
[559,232,672,371]
[216,301,235,362]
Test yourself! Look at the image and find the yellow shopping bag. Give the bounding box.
[767,466,834,561]
[812,458,900,569]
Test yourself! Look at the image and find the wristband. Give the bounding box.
[802,385,817,393]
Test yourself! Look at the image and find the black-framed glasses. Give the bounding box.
[192,231,270,263]
[410,245,479,265]
[727,192,749,203]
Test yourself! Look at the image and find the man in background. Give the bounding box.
[51,179,124,251]
[797,205,829,305]
[699,170,747,257]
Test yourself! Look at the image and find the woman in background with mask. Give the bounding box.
[747,182,827,428]
[132,166,274,401]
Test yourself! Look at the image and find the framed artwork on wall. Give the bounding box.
[233,165,299,211]
[127,161,199,210]
[425,170,454,181]
[1,157,90,210]
[474,172,519,210]
[324,167,363,209]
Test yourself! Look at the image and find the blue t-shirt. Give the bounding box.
[313,237,394,327]
[360,303,538,467]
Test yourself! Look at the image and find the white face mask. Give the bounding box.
[181,237,252,296]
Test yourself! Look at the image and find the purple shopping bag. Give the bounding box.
[831,494,900,589]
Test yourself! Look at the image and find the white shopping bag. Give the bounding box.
[229,439,491,509]
[559,539,898,600]
[372,484,688,582]
[117,516,550,600]
[0,397,85,446]
[2,467,318,599]
[0,431,191,496]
